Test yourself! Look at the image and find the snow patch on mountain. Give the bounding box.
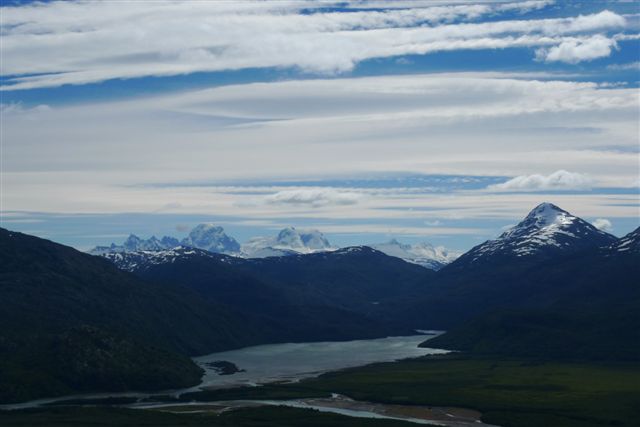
[181,224,241,254]
[90,234,179,255]
[459,202,617,264]
[241,227,335,258]
[90,224,241,256]
[607,227,640,254]
[369,239,460,270]
[102,246,234,272]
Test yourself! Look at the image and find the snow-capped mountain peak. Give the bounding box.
[500,202,574,240]
[454,203,617,264]
[90,233,179,255]
[89,224,240,255]
[275,227,305,249]
[181,224,241,254]
[241,227,334,258]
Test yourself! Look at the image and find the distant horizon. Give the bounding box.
[2,200,635,254]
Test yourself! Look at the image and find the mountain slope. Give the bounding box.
[103,245,435,332]
[0,228,269,403]
[104,246,412,340]
[607,226,640,254]
[423,226,640,360]
[451,202,616,268]
[236,246,436,320]
[400,204,621,328]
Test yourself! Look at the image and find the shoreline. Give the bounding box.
[134,394,498,427]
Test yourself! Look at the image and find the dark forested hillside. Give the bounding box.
[0,228,266,402]
[0,229,418,403]
[106,246,435,334]
[423,227,640,360]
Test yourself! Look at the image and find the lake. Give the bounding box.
[0,333,447,410]
[192,333,447,390]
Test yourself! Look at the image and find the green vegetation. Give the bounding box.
[0,228,259,403]
[294,355,640,427]
[0,228,420,403]
[179,354,640,427]
[7,355,638,427]
[425,306,640,361]
[0,406,416,427]
[155,355,640,427]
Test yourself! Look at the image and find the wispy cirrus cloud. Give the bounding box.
[264,189,364,207]
[607,61,640,70]
[3,73,638,218]
[0,1,627,90]
[488,170,594,191]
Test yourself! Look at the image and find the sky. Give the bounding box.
[1,0,639,252]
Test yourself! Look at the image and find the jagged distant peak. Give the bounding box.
[181,223,241,254]
[242,226,334,258]
[277,227,330,246]
[90,223,241,256]
[190,223,225,234]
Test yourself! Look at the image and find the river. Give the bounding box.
[1,333,445,410]
[191,333,448,390]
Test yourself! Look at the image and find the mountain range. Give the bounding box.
[0,229,404,403]
[89,224,241,256]
[90,224,458,269]
[2,202,638,403]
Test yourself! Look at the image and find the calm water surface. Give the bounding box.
[1,334,446,410]
[193,333,447,389]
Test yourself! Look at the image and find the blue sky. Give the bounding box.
[1,0,639,251]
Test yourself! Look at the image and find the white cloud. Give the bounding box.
[264,189,364,207]
[488,170,594,191]
[2,74,638,219]
[535,35,618,63]
[592,218,613,232]
[0,103,51,114]
[607,61,640,71]
[496,0,555,14]
[0,2,626,90]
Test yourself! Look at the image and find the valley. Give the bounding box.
[1,203,639,426]
[4,1,639,425]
